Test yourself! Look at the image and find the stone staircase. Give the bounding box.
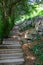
[0,25,24,65]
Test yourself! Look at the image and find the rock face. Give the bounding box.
[35,16,43,31]
[19,15,43,33]
[0,25,24,65]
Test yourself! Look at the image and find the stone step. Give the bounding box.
[0,45,21,49]
[0,62,23,65]
[12,26,19,30]
[0,58,24,64]
[9,31,19,36]
[10,30,19,33]
[3,37,20,41]
[0,53,24,59]
[3,40,21,45]
[0,49,23,54]
[0,52,23,55]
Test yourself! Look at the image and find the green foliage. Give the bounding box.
[32,42,43,65]
[32,43,43,55]
[29,30,43,65]
[0,0,43,39]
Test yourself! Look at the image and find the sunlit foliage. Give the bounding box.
[0,0,43,39]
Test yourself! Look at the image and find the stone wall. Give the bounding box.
[19,15,43,32]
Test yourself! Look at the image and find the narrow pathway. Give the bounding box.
[0,25,24,65]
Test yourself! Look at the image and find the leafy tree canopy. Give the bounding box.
[0,0,43,39]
